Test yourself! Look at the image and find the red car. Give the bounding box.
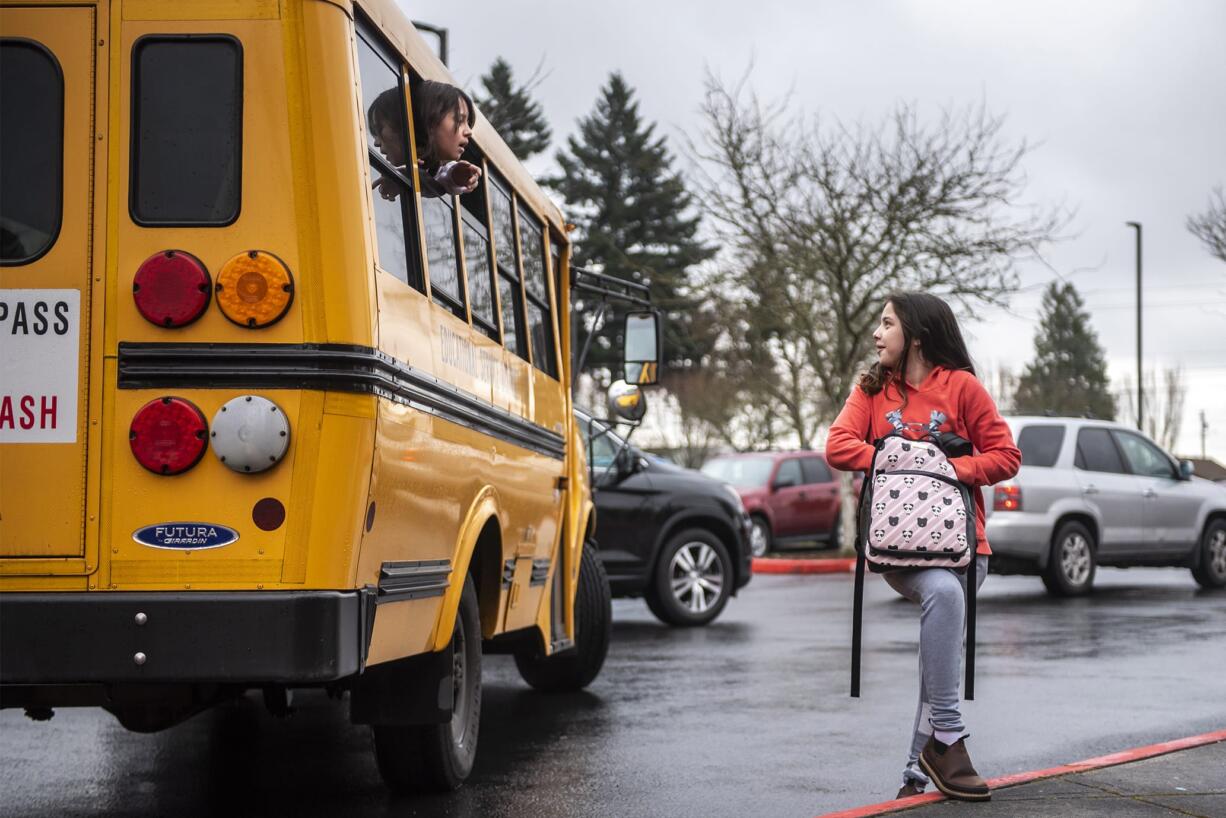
[700,451,859,556]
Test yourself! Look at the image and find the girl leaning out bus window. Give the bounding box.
[825,292,1021,803]
[368,80,481,201]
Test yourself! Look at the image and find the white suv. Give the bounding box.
[984,416,1226,595]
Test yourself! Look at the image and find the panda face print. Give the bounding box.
[930,505,942,516]
[874,501,886,514]
[930,479,942,490]
[929,530,942,542]
[903,477,916,487]
[938,463,951,474]
[956,508,967,520]
[889,489,900,499]
[902,529,913,541]
[874,529,885,541]
[876,475,887,487]
[956,533,968,546]
[914,456,926,467]
[903,502,915,513]
[887,453,899,465]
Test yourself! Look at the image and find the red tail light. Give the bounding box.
[993,484,1022,512]
[133,250,211,327]
[130,397,208,475]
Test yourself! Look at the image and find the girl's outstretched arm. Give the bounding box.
[826,386,876,472]
[950,375,1021,487]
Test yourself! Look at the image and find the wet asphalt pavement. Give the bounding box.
[2,567,1224,818]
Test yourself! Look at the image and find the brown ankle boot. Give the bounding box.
[918,736,991,801]
[896,781,925,799]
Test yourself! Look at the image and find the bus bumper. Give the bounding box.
[0,590,375,685]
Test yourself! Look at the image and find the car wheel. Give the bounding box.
[514,544,612,691]
[1041,520,1096,597]
[645,529,733,627]
[749,516,772,557]
[1191,518,1226,590]
[823,515,841,550]
[373,575,481,793]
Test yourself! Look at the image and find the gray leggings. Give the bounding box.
[883,555,989,787]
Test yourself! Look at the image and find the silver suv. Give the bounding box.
[983,416,1226,595]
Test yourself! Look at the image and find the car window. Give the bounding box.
[774,458,802,487]
[1113,431,1177,479]
[576,414,621,472]
[1017,425,1065,468]
[801,457,832,484]
[1074,427,1126,474]
[700,456,774,488]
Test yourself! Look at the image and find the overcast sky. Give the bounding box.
[403,0,1226,459]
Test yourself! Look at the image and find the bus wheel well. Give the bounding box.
[469,517,502,638]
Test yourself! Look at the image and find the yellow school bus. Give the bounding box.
[0,0,659,792]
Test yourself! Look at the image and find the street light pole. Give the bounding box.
[1126,221,1142,431]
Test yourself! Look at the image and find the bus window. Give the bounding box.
[460,211,498,340]
[519,207,557,378]
[356,27,421,290]
[489,174,527,360]
[0,41,62,264]
[130,36,241,226]
[421,195,465,318]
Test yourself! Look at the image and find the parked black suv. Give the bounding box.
[577,409,753,626]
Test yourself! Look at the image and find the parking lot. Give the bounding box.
[2,567,1223,818]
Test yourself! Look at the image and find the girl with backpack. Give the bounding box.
[826,292,1020,802]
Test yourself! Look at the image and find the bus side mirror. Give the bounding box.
[607,380,647,422]
[622,311,661,386]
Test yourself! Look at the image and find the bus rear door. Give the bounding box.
[1,5,102,578]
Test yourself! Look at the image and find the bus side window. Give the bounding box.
[488,173,527,361]
[458,154,499,341]
[518,207,557,378]
[355,25,422,291]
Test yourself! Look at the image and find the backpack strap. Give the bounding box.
[965,552,977,701]
[851,544,865,697]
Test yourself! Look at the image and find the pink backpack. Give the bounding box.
[850,410,979,698]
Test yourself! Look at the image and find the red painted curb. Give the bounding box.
[751,557,855,574]
[815,728,1226,818]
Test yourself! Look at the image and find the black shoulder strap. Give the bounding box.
[965,553,977,700]
[851,546,865,697]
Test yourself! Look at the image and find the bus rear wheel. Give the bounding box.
[372,575,481,793]
[514,544,611,692]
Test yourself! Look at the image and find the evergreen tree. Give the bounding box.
[474,57,551,160]
[552,72,715,377]
[1013,282,1116,419]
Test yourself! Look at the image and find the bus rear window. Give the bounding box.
[0,41,63,265]
[130,36,242,226]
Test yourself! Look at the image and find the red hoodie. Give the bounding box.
[826,366,1021,555]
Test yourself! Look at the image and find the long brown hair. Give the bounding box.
[412,80,476,172]
[858,292,976,408]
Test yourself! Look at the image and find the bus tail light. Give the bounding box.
[130,397,209,475]
[132,250,211,327]
[210,395,290,473]
[993,484,1022,512]
[215,250,294,328]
